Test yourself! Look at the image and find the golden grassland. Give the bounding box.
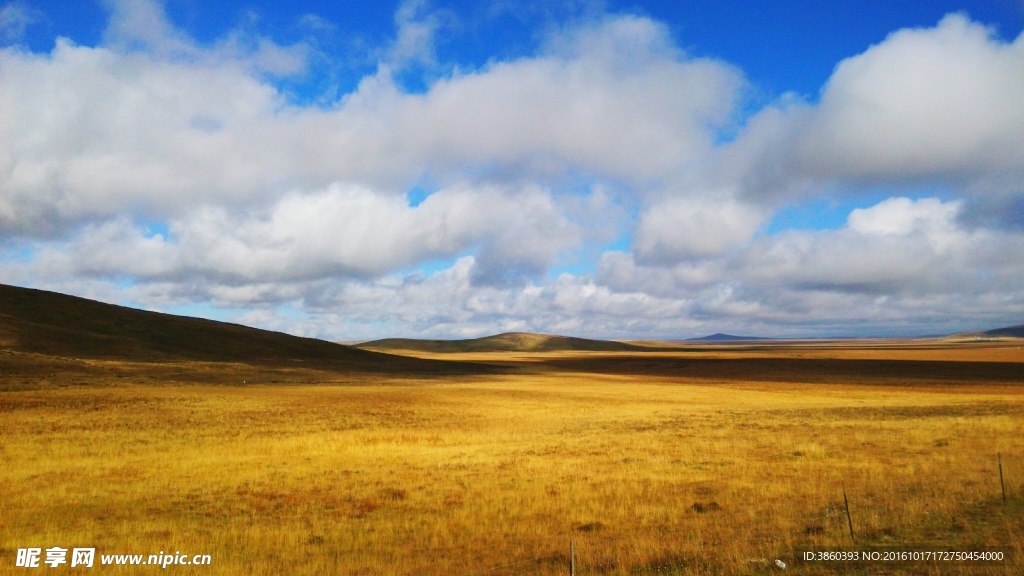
[1,342,1023,575]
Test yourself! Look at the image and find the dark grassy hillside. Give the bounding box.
[0,284,495,376]
[0,283,367,362]
[984,324,1024,338]
[358,331,649,353]
[947,323,1024,340]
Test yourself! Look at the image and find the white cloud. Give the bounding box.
[845,196,963,256]
[597,196,1024,335]
[100,0,196,57]
[634,193,767,262]
[736,198,1014,294]
[217,32,310,77]
[0,11,741,235]
[0,38,288,232]
[637,13,1024,266]
[2,6,1024,339]
[715,13,1024,210]
[355,17,742,186]
[170,182,580,283]
[288,258,696,340]
[387,0,444,69]
[793,14,1024,182]
[6,182,580,286]
[6,194,1023,339]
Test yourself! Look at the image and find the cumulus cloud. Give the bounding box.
[1,5,1023,339]
[638,13,1024,267]
[719,13,1024,210]
[0,39,287,233]
[793,14,1024,182]
[634,193,767,263]
[5,182,580,287]
[749,197,1016,295]
[0,8,741,234]
[605,197,1024,330]
[340,16,742,187]
[170,182,580,284]
[285,256,696,340]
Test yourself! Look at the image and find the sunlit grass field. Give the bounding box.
[2,344,1023,575]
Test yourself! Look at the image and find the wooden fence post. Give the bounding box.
[999,453,1006,503]
[570,540,575,576]
[843,485,855,543]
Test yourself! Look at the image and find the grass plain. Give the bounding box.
[2,339,1023,575]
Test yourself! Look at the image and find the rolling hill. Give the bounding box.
[358,332,649,353]
[685,333,769,342]
[0,283,485,375]
[946,323,1024,340]
[982,324,1024,338]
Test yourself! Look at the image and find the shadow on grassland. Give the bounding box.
[522,355,1024,386]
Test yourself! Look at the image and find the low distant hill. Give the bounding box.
[686,333,769,342]
[946,323,1024,340]
[0,283,473,375]
[358,332,648,353]
[983,324,1024,338]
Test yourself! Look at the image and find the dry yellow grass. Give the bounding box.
[2,345,1023,575]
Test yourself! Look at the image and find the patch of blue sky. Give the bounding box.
[561,169,611,194]
[762,186,958,235]
[398,252,471,278]
[414,257,458,276]
[270,64,379,108]
[1,243,38,263]
[653,0,1023,103]
[141,220,171,240]
[764,198,864,235]
[161,1,406,104]
[711,94,772,147]
[4,1,106,52]
[547,233,632,278]
[406,185,433,207]
[12,1,1023,103]
[604,234,633,253]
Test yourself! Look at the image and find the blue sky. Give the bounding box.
[1,0,1023,339]
[12,1,1022,96]
[11,2,1023,97]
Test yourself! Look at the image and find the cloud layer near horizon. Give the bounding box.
[1,1,1023,339]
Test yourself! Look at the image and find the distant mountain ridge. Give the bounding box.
[357,332,648,353]
[686,333,769,342]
